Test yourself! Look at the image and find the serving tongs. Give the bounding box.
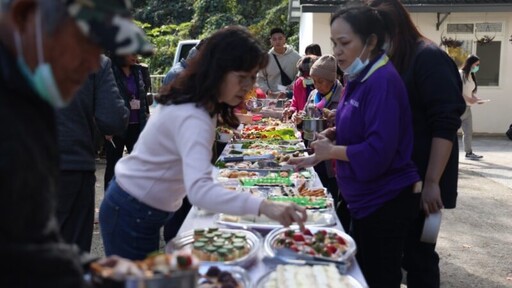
[263,248,349,274]
[280,148,312,154]
[222,154,275,163]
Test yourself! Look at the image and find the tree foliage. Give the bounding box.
[133,0,298,74]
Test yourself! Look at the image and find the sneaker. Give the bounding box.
[465,152,483,160]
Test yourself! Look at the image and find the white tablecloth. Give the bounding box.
[173,139,368,287]
[175,206,368,287]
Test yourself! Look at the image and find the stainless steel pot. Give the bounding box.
[302,118,327,140]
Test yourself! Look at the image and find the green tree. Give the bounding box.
[132,0,299,74]
[132,0,195,27]
[248,0,299,51]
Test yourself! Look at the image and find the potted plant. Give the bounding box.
[440,36,463,48]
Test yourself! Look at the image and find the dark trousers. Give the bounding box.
[351,187,421,288]
[56,171,96,252]
[163,197,192,242]
[314,162,352,232]
[104,123,140,190]
[403,212,440,288]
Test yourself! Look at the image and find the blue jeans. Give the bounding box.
[100,179,173,260]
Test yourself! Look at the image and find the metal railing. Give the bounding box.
[149,75,166,93]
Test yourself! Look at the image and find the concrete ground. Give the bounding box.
[90,136,512,287]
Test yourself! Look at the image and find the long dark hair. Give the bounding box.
[330,6,387,58]
[157,26,268,128]
[367,0,427,75]
[461,54,479,92]
[305,44,322,57]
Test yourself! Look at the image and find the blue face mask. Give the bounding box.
[471,66,480,73]
[342,44,369,79]
[13,11,66,108]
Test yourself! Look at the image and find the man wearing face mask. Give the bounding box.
[0,0,153,286]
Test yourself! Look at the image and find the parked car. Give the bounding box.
[173,39,200,66]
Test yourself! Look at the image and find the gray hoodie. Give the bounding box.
[56,55,129,171]
[256,45,301,93]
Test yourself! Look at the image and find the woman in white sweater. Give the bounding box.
[460,55,483,160]
[99,26,307,260]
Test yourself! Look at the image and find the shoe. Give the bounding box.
[465,152,483,160]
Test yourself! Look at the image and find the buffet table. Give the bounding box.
[174,161,368,287]
[176,206,367,287]
[171,118,368,287]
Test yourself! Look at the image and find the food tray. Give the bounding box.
[215,211,336,231]
[90,268,197,288]
[240,176,293,187]
[198,264,252,288]
[255,266,364,288]
[170,228,261,268]
[263,227,356,264]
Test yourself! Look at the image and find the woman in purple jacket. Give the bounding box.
[290,6,421,287]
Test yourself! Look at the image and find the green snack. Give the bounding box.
[234,232,246,239]
[221,232,233,239]
[204,245,217,253]
[268,196,327,209]
[213,241,224,248]
[193,242,205,249]
[204,233,216,240]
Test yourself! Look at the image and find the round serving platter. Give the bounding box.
[170,228,261,268]
[254,267,364,288]
[263,226,357,265]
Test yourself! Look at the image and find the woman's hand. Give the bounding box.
[287,154,319,169]
[322,109,336,123]
[291,111,304,125]
[318,127,336,141]
[92,256,144,279]
[310,133,335,161]
[282,108,294,120]
[421,181,444,215]
[259,200,307,231]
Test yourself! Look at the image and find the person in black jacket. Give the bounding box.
[368,1,466,287]
[0,0,153,286]
[104,53,150,190]
[56,55,129,253]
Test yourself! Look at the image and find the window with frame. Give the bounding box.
[444,21,503,86]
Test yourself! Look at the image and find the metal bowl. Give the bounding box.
[246,99,263,113]
[90,269,198,288]
[263,226,357,265]
[198,264,252,288]
[170,228,262,268]
[302,118,327,133]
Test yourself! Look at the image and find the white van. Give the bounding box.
[173,39,200,66]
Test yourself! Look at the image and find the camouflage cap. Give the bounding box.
[65,0,154,56]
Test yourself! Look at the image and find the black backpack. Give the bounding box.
[506,124,512,140]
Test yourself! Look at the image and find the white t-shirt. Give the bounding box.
[115,103,263,215]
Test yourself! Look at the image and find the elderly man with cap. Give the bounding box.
[0,0,152,286]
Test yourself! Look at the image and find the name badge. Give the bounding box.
[130,99,140,110]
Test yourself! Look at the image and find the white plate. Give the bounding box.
[215,211,336,231]
[255,266,364,288]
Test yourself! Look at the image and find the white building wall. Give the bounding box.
[302,11,512,134]
[299,13,333,56]
[411,12,512,134]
